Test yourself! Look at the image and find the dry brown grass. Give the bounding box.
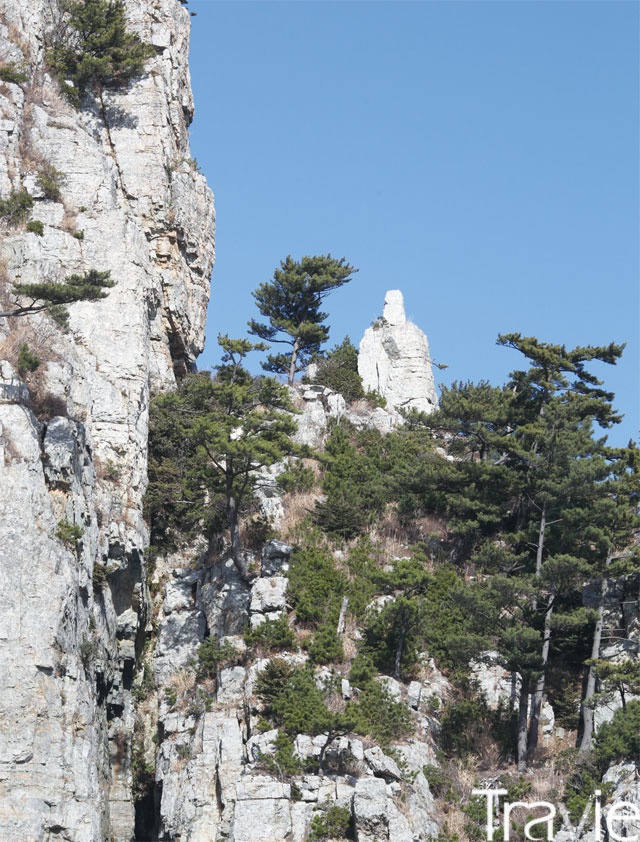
[279,488,322,542]
[166,668,197,711]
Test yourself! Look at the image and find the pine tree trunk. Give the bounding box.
[393,608,408,680]
[526,503,549,757]
[535,502,547,578]
[336,597,349,635]
[288,337,301,386]
[528,598,553,757]
[517,673,530,772]
[227,489,247,578]
[579,549,613,751]
[578,584,605,751]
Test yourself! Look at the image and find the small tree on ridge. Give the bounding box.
[248,254,357,386]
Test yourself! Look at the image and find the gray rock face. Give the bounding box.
[0,1,214,839]
[358,290,438,414]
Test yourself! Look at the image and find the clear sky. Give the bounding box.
[186,0,639,447]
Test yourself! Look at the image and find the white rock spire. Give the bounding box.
[358,290,438,414]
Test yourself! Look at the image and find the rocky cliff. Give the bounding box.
[0,2,214,839]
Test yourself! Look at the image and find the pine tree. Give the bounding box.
[418,335,629,769]
[48,0,154,106]
[147,335,299,577]
[248,255,357,386]
[1,269,115,327]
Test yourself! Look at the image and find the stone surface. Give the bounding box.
[364,746,402,781]
[471,651,520,711]
[358,289,438,414]
[250,575,288,614]
[0,1,214,839]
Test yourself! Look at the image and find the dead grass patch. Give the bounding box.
[279,489,322,542]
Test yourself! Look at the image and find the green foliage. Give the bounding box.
[248,254,357,385]
[590,658,640,710]
[244,616,297,653]
[307,622,344,665]
[556,749,614,824]
[92,562,108,590]
[348,652,377,686]
[357,558,470,679]
[313,336,365,403]
[309,804,352,841]
[36,165,64,201]
[255,658,294,714]
[16,343,41,377]
[196,638,241,680]
[48,0,154,106]
[26,219,44,236]
[257,663,331,735]
[438,694,493,758]
[593,700,640,771]
[278,459,317,494]
[5,269,115,324]
[56,518,83,546]
[146,335,299,573]
[288,541,346,627]
[422,764,455,800]
[0,190,34,225]
[346,681,412,745]
[313,424,389,538]
[0,62,28,84]
[262,731,303,779]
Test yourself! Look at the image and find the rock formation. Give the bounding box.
[358,289,438,414]
[0,1,214,839]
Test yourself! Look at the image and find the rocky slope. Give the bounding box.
[0,2,214,839]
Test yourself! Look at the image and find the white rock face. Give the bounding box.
[0,1,214,839]
[358,290,438,414]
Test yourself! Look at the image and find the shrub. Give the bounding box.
[309,804,353,841]
[257,663,338,738]
[262,731,303,779]
[346,681,412,745]
[439,695,490,757]
[278,459,317,493]
[56,518,83,546]
[196,638,241,680]
[92,563,108,590]
[307,622,344,665]
[244,616,296,653]
[0,62,28,85]
[593,700,640,771]
[36,165,64,201]
[0,191,34,225]
[313,336,365,404]
[17,343,41,377]
[47,0,155,107]
[255,658,294,714]
[26,219,44,236]
[313,424,389,538]
[288,542,346,627]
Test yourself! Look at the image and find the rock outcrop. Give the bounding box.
[358,290,438,414]
[0,2,214,839]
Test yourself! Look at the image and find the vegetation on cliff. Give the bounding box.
[145,320,639,839]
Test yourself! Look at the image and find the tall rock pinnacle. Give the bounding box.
[358,290,438,414]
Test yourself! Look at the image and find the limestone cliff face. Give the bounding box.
[0,2,214,839]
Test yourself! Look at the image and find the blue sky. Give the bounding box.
[187,0,639,446]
